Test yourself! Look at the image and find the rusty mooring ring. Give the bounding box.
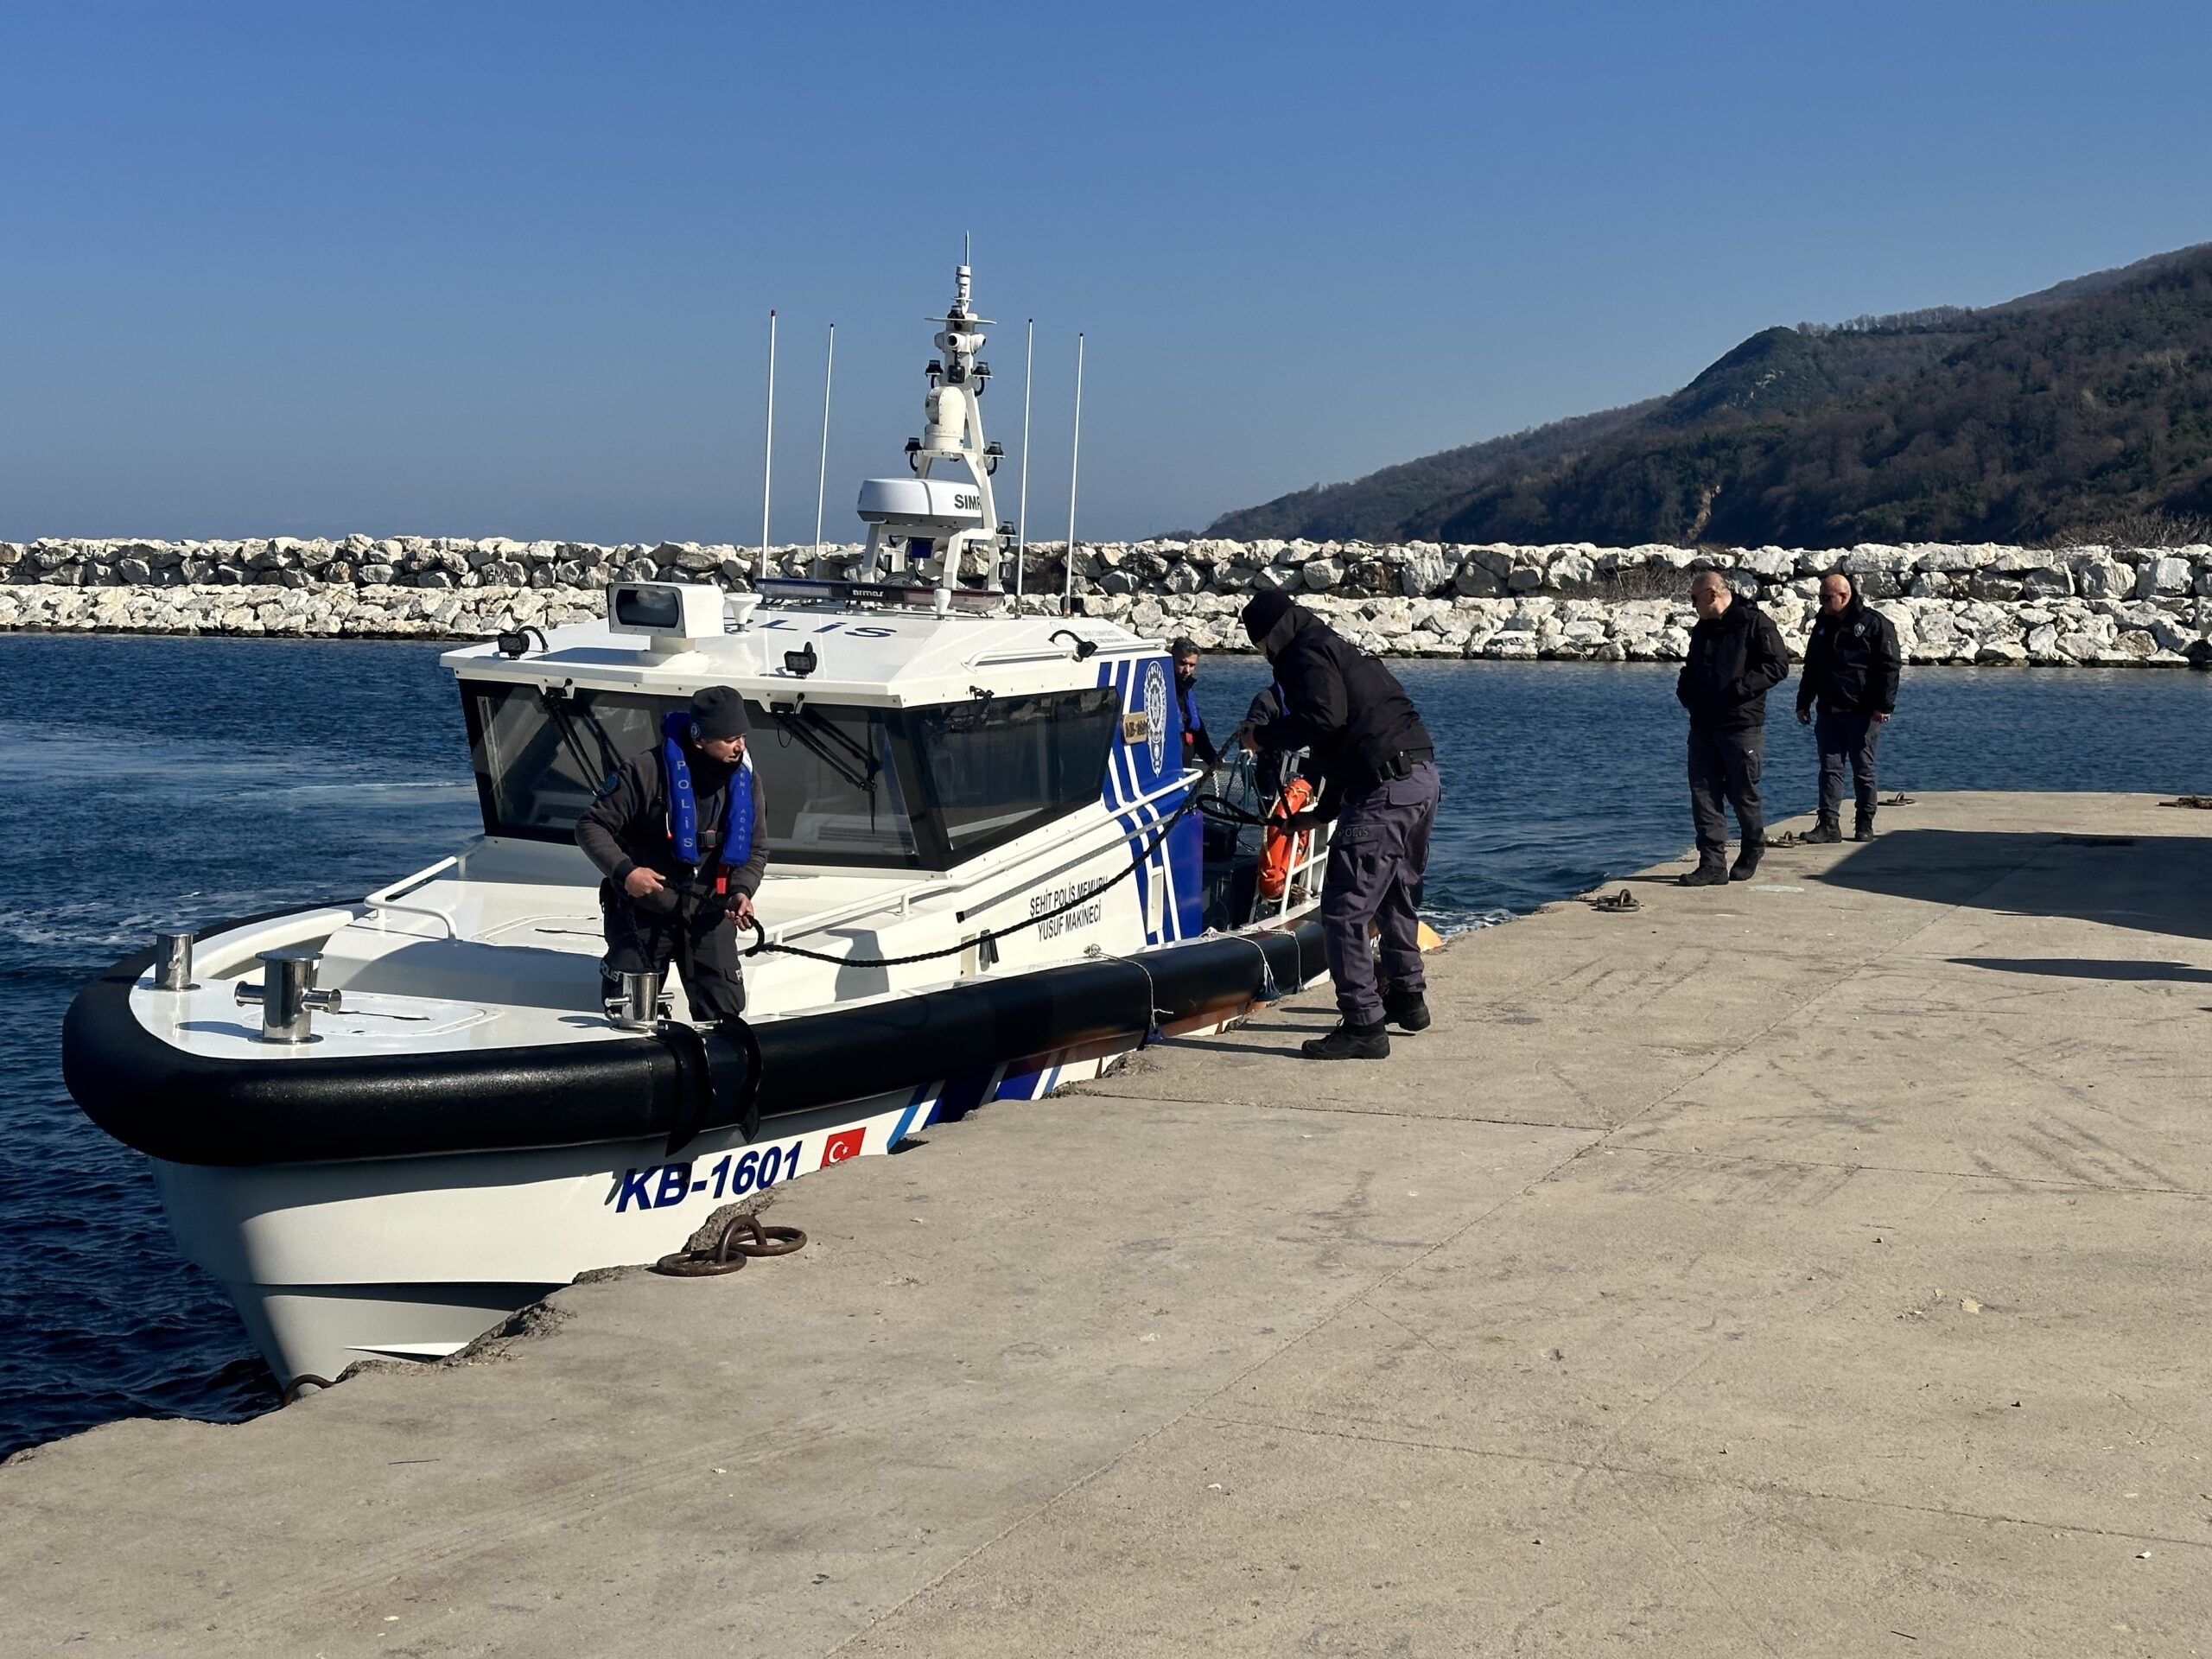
[652,1211,809,1276]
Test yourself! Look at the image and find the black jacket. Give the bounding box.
[1676,599,1790,731]
[1798,601,1901,717]
[1242,683,1314,797]
[577,745,770,900]
[1248,603,1434,801]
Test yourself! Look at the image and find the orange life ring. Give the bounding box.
[1256,777,1316,899]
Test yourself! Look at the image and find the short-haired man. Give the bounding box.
[1169,638,1219,770]
[1675,571,1789,887]
[577,685,767,1022]
[1796,571,1901,842]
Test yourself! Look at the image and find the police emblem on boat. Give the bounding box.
[1141,660,1169,772]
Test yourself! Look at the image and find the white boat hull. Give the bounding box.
[149,1041,1156,1385]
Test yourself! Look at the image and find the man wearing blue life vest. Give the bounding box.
[577,685,769,1024]
[1170,639,1219,771]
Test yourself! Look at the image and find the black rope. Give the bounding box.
[743,790,1219,969]
[1192,790,1270,827]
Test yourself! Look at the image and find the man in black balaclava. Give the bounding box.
[577,684,769,1023]
[1796,570,1901,842]
[1235,589,1440,1060]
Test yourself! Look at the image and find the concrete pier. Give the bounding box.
[3,791,2205,1656]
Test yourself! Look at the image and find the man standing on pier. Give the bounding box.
[1796,571,1901,842]
[1676,570,1790,887]
[578,685,768,1023]
[1236,591,1440,1061]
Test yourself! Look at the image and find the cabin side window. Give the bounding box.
[907,688,1119,859]
[464,682,661,836]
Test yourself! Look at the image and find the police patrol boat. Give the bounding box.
[63,265,1327,1394]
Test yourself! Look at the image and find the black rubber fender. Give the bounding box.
[64,911,1321,1167]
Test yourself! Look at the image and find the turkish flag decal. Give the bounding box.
[819,1128,865,1168]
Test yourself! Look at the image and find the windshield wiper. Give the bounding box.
[538,687,625,793]
[768,706,882,823]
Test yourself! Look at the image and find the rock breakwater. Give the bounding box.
[3,536,2209,665]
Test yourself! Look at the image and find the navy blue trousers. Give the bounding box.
[1321,761,1441,1025]
[1815,708,1881,823]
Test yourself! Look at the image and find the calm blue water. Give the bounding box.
[3,634,2209,1457]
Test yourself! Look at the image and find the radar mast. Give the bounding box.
[853,264,1010,598]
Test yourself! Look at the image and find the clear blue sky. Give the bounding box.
[2,1,2207,544]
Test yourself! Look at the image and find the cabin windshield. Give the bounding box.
[458,679,1119,870]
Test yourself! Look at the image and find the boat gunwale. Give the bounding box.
[66,906,1323,1170]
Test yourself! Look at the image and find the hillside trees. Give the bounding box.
[1207,244,2212,547]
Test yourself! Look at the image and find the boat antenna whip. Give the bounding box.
[760,308,778,569]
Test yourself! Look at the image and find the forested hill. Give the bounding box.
[1206,243,2212,546]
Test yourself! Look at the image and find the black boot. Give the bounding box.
[1729,844,1763,882]
[1383,990,1432,1033]
[1303,1020,1391,1060]
[1802,817,1843,844]
[1679,859,1728,887]
[1853,810,1876,842]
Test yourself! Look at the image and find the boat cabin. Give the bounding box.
[446,578,1171,876]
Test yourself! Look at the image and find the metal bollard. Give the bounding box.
[153,931,196,991]
[234,949,343,1044]
[610,969,663,1030]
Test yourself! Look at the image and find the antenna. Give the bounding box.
[1016,318,1033,602]
[1064,332,1084,616]
[811,322,836,575]
[760,308,778,568]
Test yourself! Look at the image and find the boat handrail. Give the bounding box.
[364,855,465,942]
[762,772,1197,953]
[763,875,959,947]
[957,774,1195,923]
[1258,812,1330,925]
[968,645,1122,669]
[181,906,365,982]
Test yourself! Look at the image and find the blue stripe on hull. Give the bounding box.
[932,1065,1001,1125]
[886,1081,932,1147]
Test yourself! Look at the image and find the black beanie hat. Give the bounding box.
[1240,589,1295,645]
[689,685,750,742]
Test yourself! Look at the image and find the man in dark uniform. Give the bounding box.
[1170,638,1219,770]
[1676,570,1789,887]
[1796,571,1901,842]
[1236,591,1440,1061]
[1239,680,1300,804]
[577,685,769,1022]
